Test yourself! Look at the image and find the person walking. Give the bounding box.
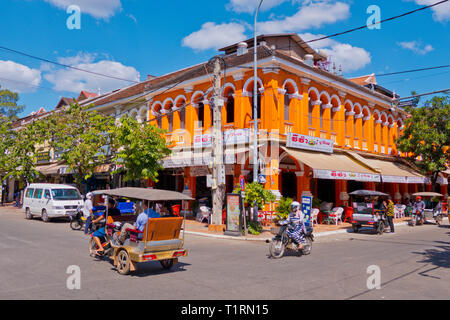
[83,192,94,235]
[386,195,395,233]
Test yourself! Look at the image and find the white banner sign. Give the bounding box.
[287,133,334,153]
[314,169,381,182]
[194,129,251,148]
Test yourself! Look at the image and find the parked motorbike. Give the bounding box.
[69,206,86,231]
[267,220,314,259]
[410,209,424,226]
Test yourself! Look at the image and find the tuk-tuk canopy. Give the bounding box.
[349,190,389,197]
[412,192,443,197]
[92,187,194,202]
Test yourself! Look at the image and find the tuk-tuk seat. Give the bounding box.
[144,217,183,242]
[106,214,137,224]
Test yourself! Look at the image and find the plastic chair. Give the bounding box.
[328,207,343,225]
[172,204,181,217]
[311,208,320,226]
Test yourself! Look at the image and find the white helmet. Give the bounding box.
[290,201,300,211]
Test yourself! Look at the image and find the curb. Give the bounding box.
[182,222,411,242]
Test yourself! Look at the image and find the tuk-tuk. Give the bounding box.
[89,187,192,275]
[411,192,444,226]
[349,190,389,235]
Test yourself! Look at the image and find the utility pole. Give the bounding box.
[210,56,225,226]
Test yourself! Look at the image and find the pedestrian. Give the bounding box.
[386,195,395,233]
[83,192,94,235]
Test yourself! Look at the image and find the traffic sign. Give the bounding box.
[239,175,245,191]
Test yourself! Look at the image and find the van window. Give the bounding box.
[25,188,34,198]
[51,189,81,200]
[33,189,43,199]
[44,189,51,199]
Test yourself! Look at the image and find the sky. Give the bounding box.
[0,0,449,117]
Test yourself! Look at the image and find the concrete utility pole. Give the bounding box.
[211,56,225,226]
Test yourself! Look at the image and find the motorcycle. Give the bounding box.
[69,206,86,231]
[410,209,424,226]
[88,220,122,258]
[267,220,314,259]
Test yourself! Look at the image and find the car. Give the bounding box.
[23,183,83,222]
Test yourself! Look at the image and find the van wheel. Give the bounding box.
[41,209,50,223]
[25,208,32,220]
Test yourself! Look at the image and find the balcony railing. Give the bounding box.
[284,122,293,135]
[308,128,316,137]
[362,140,368,151]
[353,138,359,149]
[381,145,386,154]
[330,133,337,145]
[320,131,327,139]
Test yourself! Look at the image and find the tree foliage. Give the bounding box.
[396,95,450,186]
[0,86,25,120]
[112,115,170,182]
[36,101,115,189]
[233,181,276,209]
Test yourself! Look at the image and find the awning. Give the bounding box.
[281,147,381,182]
[36,163,65,175]
[348,153,428,184]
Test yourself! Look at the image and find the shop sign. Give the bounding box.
[314,169,381,182]
[382,175,408,183]
[301,195,312,227]
[190,166,210,177]
[194,129,251,148]
[225,193,241,233]
[36,151,50,163]
[287,133,334,153]
[406,176,430,184]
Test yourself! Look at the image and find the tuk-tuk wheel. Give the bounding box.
[117,250,131,275]
[160,259,174,270]
[352,225,359,233]
[377,221,384,235]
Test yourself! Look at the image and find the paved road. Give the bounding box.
[0,206,449,300]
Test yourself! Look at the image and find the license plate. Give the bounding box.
[67,211,76,215]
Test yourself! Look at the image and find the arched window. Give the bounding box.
[226,93,235,124]
[284,92,290,122]
[308,99,313,126]
[180,108,185,129]
[198,102,204,128]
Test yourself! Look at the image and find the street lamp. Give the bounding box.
[253,0,263,184]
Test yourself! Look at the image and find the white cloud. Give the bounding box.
[226,0,290,14]
[0,60,42,93]
[44,0,122,19]
[182,22,247,51]
[410,0,450,22]
[43,52,140,94]
[398,41,434,55]
[299,33,371,73]
[258,1,350,34]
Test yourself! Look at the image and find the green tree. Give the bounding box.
[4,120,40,184]
[0,86,25,120]
[233,181,276,209]
[37,102,115,190]
[396,95,450,189]
[0,116,14,178]
[112,115,170,183]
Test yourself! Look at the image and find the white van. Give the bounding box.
[23,183,83,222]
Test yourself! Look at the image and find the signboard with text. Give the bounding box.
[301,195,312,227]
[226,193,241,234]
[314,169,381,182]
[287,133,334,153]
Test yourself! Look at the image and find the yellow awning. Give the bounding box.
[346,152,427,184]
[281,147,380,182]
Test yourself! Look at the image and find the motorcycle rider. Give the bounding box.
[413,196,425,223]
[285,201,306,250]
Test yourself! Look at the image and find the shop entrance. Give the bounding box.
[281,171,297,200]
[316,179,335,203]
[348,180,365,194]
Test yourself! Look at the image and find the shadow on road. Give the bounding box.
[412,241,450,272]
[129,262,191,278]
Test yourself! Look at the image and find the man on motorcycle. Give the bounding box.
[285,201,306,250]
[413,196,425,222]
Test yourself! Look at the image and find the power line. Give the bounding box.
[298,0,448,46]
[375,64,450,77]
[394,88,450,101]
[0,46,140,84]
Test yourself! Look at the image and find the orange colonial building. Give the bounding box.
[83,34,445,210]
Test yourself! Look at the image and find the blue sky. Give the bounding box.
[0,0,449,117]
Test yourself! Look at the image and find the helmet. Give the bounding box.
[416,196,422,201]
[290,201,300,211]
[86,192,93,200]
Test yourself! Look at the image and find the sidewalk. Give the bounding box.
[182,217,412,241]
